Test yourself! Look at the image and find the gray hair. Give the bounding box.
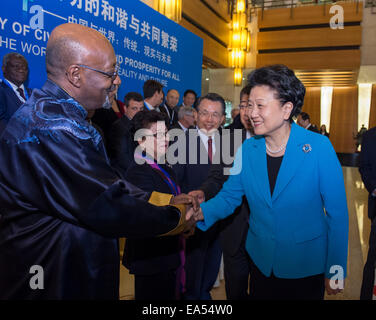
[2,53,28,68]
[178,106,194,120]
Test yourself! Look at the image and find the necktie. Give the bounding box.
[208,136,213,163]
[17,87,26,101]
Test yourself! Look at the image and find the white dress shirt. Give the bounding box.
[5,79,27,103]
[197,128,216,155]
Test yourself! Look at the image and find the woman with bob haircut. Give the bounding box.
[191,64,349,300]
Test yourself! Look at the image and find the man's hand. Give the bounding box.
[325,278,344,295]
[182,212,196,238]
[186,206,204,222]
[170,193,200,211]
[188,190,205,204]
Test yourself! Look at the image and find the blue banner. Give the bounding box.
[0,0,203,102]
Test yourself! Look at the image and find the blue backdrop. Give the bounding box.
[0,0,203,103]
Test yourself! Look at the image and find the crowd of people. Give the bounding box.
[0,23,373,301]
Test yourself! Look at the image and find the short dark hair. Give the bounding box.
[240,85,251,100]
[183,89,197,98]
[124,92,143,107]
[299,112,310,121]
[196,92,226,115]
[132,110,168,132]
[247,64,305,122]
[143,80,163,99]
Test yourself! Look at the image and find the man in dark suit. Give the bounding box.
[108,92,144,177]
[170,105,195,133]
[173,93,226,300]
[359,126,376,299]
[143,79,164,111]
[297,111,319,133]
[159,88,180,127]
[0,52,32,135]
[189,85,253,299]
[179,89,197,108]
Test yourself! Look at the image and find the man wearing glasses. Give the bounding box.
[0,23,197,299]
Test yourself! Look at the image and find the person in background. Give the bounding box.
[231,107,240,122]
[91,83,125,149]
[0,52,32,135]
[123,110,187,300]
[189,84,253,300]
[180,89,197,108]
[159,88,180,127]
[108,92,144,175]
[354,124,367,152]
[189,64,349,300]
[143,79,164,111]
[173,93,226,300]
[171,105,196,134]
[297,111,319,133]
[359,126,376,299]
[320,124,330,138]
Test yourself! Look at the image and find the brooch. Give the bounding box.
[302,144,312,153]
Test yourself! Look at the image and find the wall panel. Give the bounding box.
[258,1,362,28]
[257,50,361,70]
[301,87,321,128]
[257,26,361,51]
[330,86,358,153]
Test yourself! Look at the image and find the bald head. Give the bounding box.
[46,23,113,79]
[45,23,120,111]
[166,89,180,109]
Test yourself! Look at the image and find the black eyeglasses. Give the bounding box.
[77,64,119,81]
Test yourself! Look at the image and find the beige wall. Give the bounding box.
[361,3,376,65]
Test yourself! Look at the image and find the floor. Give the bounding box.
[119,166,371,300]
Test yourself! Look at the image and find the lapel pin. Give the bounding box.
[302,144,312,153]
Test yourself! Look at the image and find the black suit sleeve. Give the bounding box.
[199,163,228,200]
[359,130,376,194]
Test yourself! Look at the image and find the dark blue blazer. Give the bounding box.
[0,81,32,135]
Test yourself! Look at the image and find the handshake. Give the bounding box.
[169,190,205,238]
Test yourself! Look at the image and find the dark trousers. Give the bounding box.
[134,269,177,300]
[223,244,251,300]
[184,232,222,300]
[249,258,325,300]
[360,218,376,300]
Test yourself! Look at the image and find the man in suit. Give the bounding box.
[173,92,226,300]
[0,52,32,135]
[189,85,253,299]
[171,105,196,134]
[297,111,319,133]
[359,126,376,299]
[159,88,180,127]
[180,89,197,108]
[143,79,164,111]
[108,92,144,176]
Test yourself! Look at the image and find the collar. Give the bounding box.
[42,79,88,120]
[178,121,188,132]
[4,79,25,91]
[144,101,154,111]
